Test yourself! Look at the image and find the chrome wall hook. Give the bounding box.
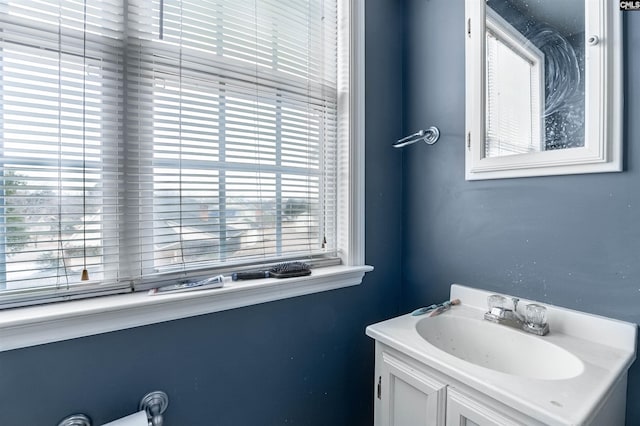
[139,390,169,426]
[57,414,91,426]
[393,126,440,148]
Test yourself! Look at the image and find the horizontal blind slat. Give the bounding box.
[0,0,125,297]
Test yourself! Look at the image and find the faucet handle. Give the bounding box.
[525,304,547,326]
[524,303,549,335]
[487,294,506,310]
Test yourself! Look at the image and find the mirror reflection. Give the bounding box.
[485,0,585,158]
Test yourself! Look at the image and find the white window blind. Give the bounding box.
[127,0,338,283]
[484,9,543,159]
[0,0,125,305]
[0,0,343,306]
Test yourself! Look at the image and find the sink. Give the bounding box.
[367,284,637,424]
[415,314,584,380]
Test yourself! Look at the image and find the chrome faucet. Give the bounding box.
[484,295,549,336]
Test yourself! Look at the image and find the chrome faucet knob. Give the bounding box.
[524,304,549,335]
[525,304,547,327]
[487,294,506,310]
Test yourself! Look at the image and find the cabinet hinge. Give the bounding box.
[467,132,471,150]
[467,18,471,38]
[377,376,382,400]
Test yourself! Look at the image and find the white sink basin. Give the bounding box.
[415,314,584,380]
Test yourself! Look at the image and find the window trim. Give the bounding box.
[0,0,370,352]
[0,265,372,352]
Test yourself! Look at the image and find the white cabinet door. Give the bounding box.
[375,351,447,426]
[446,387,528,426]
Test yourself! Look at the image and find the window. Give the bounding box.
[0,0,126,307]
[485,7,544,158]
[0,0,364,309]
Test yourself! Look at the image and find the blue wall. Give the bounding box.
[402,0,640,422]
[5,1,636,424]
[0,1,404,424]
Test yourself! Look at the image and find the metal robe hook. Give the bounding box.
[392,126,440,148]
[57,414,91,426]
[140,390,169,426]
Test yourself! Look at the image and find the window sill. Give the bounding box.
[0,265,373,352]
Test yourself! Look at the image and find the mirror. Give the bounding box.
[465,0,622,180]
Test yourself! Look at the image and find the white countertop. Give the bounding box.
[365,284,637,425]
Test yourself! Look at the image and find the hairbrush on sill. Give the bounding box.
[232,262,311,281]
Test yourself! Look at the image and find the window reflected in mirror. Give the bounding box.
[485,0,585,159]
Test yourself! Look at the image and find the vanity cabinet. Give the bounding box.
[376,348,446,426]
[446,387,533,426]
[374,342,543,426]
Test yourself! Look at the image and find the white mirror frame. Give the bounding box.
[465,0,622,180]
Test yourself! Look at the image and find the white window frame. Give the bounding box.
[0,0,371,353]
